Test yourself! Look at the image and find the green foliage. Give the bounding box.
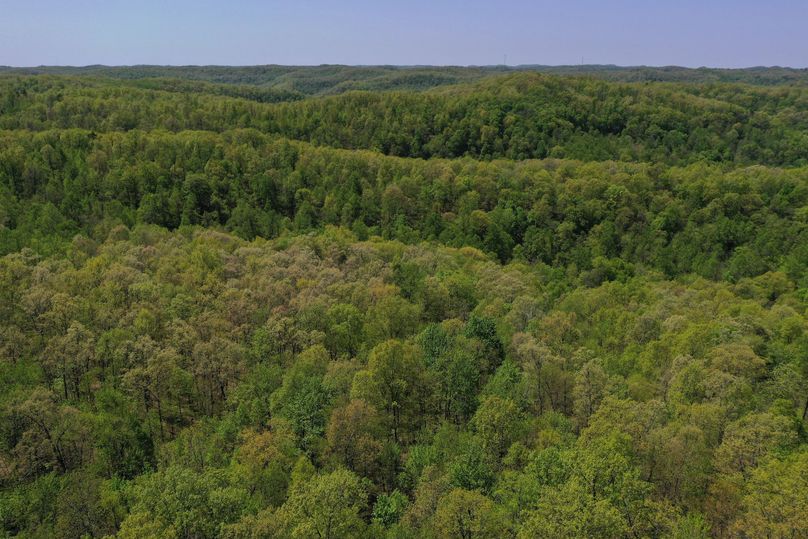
[372,489,409,527]
[432,488,507,539]
[1,70,807,538]
[120,466,249,538]
[278,468,368,539]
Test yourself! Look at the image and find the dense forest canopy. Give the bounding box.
[2,73,807,165]
[1,68,806,538]
[3,64,808,93]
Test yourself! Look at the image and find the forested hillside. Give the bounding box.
[1,70,806,538]
[2,74,807,165]
[4,64,808,93]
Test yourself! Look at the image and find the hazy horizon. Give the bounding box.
[3,63,807,70]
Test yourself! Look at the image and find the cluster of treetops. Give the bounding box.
[0,69,806,538]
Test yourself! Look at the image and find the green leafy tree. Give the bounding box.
[355,340,426,443]
[432,488,507,539]
[278,468,368,539]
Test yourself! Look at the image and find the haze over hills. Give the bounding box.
[2,64,808,95]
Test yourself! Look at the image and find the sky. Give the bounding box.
[1,0,806,68]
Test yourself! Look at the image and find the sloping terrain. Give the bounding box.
[0,71,806,538]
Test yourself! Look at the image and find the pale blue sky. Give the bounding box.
[1,0,806,67]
